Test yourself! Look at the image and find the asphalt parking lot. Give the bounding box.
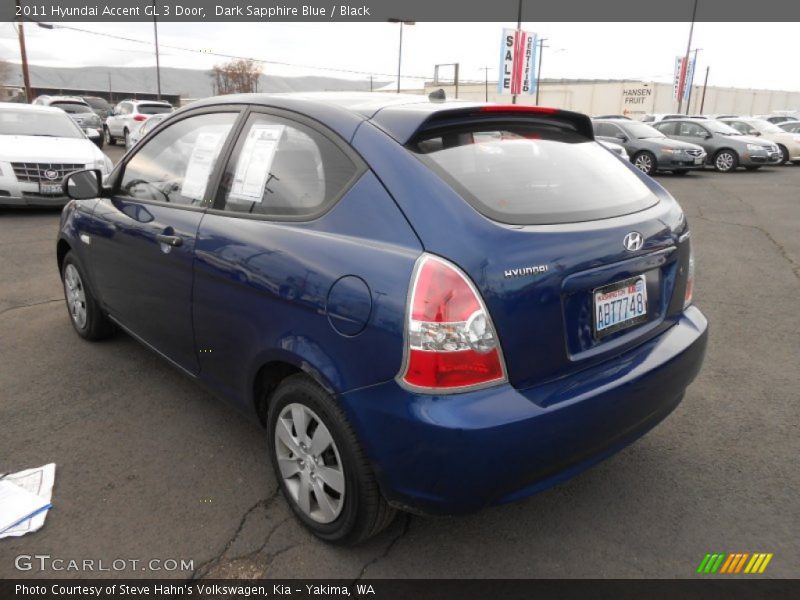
[1,152,798,579]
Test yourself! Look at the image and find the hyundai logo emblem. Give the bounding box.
[43,170,59,180]
[623,231,644,252]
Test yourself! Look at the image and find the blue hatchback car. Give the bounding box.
[57,93,707,544]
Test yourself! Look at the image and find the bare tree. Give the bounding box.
[210,59,263,95]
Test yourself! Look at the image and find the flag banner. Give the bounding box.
[683,57,696,102]
[498,28,538,96]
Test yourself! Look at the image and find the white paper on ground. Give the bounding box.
[0,463,55,538]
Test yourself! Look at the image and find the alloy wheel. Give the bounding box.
[275,402,345,523]
[715,152,735,172]
[63,264,87,329]
[634,153,654,174]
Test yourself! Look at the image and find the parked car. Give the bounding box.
[755,113,798,125]
[593,118,706,175]
[653,119,782,172]
[31,95,104,148]
[642,114,707,123]
[82,96,112,121]
[0,102,112,207]
[57,94,707,544]
[778,120,800,134]
[598,139,629,161]
[125,113,169,149]
[594,114,631,120]
[719,117,800,165]
[104,99,172,146]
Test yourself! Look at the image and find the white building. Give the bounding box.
[423,78,800,118]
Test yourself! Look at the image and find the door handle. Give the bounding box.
[156,234,183,247]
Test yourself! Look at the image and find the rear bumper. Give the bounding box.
[340,306,708,515]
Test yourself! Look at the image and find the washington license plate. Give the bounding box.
[39,182,62,195]
[593,275,648,337]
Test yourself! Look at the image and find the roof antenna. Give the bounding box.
[428,89,446,102]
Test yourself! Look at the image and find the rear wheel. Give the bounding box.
[104,126,116,146]
[267,374,396,545]
[714,149,738,172]
[777,145,789,165]
[61,252,115,340]
[633,151,657,175]
[123,128,130,148]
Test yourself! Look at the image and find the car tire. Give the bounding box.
[123,128,130,147]
[104,127,116,146]
[673,169,689,175]
[777,145,789,165]
[61,251,115,341]
[713,149,739,172]
[632,151,657,175]
[266,374,396,545]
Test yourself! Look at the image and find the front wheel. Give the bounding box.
[633,151,657,175]
[61,252,115,340]
[267,374,396,545]
[104,127,116,146]
[714,149,739,172]
[777,145,789,165]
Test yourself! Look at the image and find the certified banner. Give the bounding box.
[683,57,696,101]
[498,28,538,96]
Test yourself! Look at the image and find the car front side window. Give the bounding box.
[118,112,237,207]
[218,113,360,218]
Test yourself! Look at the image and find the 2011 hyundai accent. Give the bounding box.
[57,93,708,544]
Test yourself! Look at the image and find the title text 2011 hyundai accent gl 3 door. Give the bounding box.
[57,96,707,545]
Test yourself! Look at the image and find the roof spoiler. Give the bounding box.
[417,105,595,141]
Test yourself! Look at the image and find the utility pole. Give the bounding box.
[685,48,702,114]
[388,19,415,93]
[535,37,549,106]
[15,0,32,102]
[153,0,162,100]
[699,66,710,115]
[369,75,373,92]
[480,67,491,102]
[512,0,522,104]
[677,0,699,114]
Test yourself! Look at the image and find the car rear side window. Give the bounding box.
[408,122,657,225]
[218,113,360,218]
[118,112,236,207]
[138,104,172,115]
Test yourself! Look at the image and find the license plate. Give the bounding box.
[39,182,62,195]
[593,275,648,337]
[694,157,704,165]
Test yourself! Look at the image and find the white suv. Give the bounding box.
[104,99,172,147]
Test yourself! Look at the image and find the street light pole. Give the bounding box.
[15,0,32,102]
[480,66,491,102]
[535,38,548,106]
[153,0,162,100]
[699,66,710,115]
[388,19,415,94]
[512,0,522,104]
[677,0,699,114]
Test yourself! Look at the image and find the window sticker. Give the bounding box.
[180,130,226,201]
[229,124,285,202]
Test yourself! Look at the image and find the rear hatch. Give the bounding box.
[375,106,692,391]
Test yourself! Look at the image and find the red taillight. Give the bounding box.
[399,255,506,392]
[478,105,559,115]
[133,114,148,122]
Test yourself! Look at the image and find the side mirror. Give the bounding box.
[704,133,712,139]
[64,169,102,200]
[752,131,761,136]
[615,134,628,143]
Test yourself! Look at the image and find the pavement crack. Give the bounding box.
[693,215,800,282]
[353,514,411,582]
[190,487,281,580]
[0,298,62,317]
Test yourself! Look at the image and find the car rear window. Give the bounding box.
[51,101,92,114]
[138,104,172,115]
[407,122,657,225]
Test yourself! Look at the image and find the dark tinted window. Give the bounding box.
[50,101,92,114]
[408,122,657,225]
[137,104,172,115]
[83,97,110,110]
[219,114,360,217]
[655,121,677,135]
[593,122,615,137]
[119,112,236,206]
